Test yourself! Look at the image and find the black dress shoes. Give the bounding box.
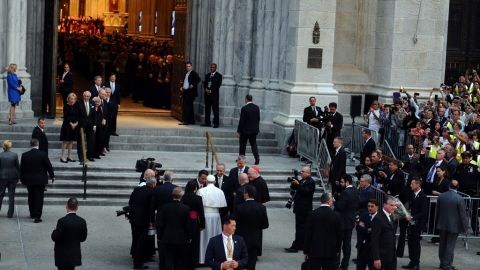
[88,158,95,162]
[60,158,68,163]
[402,264,419,270]
[213,125,219,128]
[255,160,260,165]
[34,218,42,223]
[477,251,480,255]
[67,158,76,162]
[111,132,119,136]
[284,247,298,253]
[133,265,149,269]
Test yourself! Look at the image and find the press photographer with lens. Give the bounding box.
[284,166,316,253]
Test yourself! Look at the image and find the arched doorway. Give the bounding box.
[45,0,189,122]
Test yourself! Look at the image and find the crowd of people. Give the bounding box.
[58,16,106,35]
[127,156,271,270]
[57,32,173,109]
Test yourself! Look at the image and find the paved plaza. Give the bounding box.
[0,205,478,270]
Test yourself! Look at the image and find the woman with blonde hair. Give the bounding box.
[60,92,80,163]
[0,140,20,218]
[6,63,23,125]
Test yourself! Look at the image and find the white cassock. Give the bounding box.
[197,183,227,264]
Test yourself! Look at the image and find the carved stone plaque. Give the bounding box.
[307,48,323,69]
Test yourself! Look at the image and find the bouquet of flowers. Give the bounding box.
[391,197,414,225]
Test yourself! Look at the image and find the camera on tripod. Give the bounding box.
[135,157,162,173]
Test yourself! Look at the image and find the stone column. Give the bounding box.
[0,0,34,119]
[249,0,266,102]
[236,0,254,109]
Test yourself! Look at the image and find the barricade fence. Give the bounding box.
[295,120,320,164]
[350,124,379,158]
[316,138,331,193]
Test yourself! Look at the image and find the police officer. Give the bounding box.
[453,151,480,234]
[284,166,316,253]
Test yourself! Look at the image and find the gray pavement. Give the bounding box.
[1,205,479,270]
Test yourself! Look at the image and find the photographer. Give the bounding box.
[323,102,343,153]
[128,176,157,269]
[284,166,316,253]
[369,151,389,191]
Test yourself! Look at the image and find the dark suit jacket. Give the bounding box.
[386,169,406,197]
[184,70,201,98]
[370,210,396,264]
[237,103,260,135]
[228,166,249,190]
[205,234,248,270]
[304,206,342,258]
[334,186,359,230]
[20,148,54,186]
[360,138,376,164]
[153,182,177,221]
[77,100,95,131]
[216,174,234,209]
[436,189,469,234]
[408,190,429,231]
[358,185,375,214]
[157,200,192,244]
[129,185,155,226]
[89,84,101,98]
[51,213,87,267]
[292,176,316,215]
[356,211,375,250]
[303,106,323,129]
[234,199,269,249]
[181,192,206,229]
[203,72,223,98]
[329,147,347,184]
[0,150,19,180]
[59,72,74,94]
[329,111,343,137]
[401,154,423,177]
[32,126,49,155]
[105,81,121,105]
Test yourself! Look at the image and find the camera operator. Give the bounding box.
[323,102,343,153]
[303,96,324,130]
[128,176,157,269]
[369,151,389,191]
[284,166,316,253]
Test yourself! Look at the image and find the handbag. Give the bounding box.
[19,85,26,95]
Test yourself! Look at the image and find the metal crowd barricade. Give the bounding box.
[350,124,378,159]
[295,120,320,165]
[316,139,332,193]
[382,126,415,160]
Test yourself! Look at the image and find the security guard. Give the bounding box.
[453,151,480,234]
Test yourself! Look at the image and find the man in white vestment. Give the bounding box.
[197,174,227,264]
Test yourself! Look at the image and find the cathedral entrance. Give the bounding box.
[50,0,188,122]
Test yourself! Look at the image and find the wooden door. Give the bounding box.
[170,0,187,121]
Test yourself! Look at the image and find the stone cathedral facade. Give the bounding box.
[0,0,450,143]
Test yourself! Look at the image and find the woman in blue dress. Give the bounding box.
[6,63,22,125]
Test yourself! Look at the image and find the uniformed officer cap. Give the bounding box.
[461,151,472,158]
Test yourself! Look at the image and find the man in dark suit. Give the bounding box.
[436,180,469,270]
[383,159,406,197]
[153,171,178,221]
[324,102,343,153]
[89,75,103,98]
[237,94,261,165]
[157,187,192,270]
[20,139,55,223]
[358,174,375,215]
[371,196,398,270]
[51,197,87,270]
[304,193,342,270]
[59,63,74,103]
[334,175,359,270]
[401,144,423,178]
[329,137,347,195]
[228,156,250,190]
[129,177,157,269]
[234,185,269,270]
[203,63,223,128]
[360,129,376,165]
[32,117,49,156]
[205,215,248,270]
[285,166,316,253]
[179,62,201,125]
[215,163,233,215]
[422,149,446,196]
[105,73,120,136]
[186,169,208,191]
[402,178,428,270]
[356,199,379,270]
[76,91,95,163]
[303,96,323,130]
[233,173,249,211]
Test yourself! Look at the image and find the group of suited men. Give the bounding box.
[127,156,270,270]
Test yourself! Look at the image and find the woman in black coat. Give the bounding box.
[181,181,205,270]
[92,97,106,159]
[60,93,79,163]
[0,140,20,218]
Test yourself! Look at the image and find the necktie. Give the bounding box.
[426,164,436,183]
[111,82,115,93]
[85,102,89,116]
[370,214,374,221]
[227,237,233,259]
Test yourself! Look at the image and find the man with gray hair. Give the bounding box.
[197,175,227,264]
[128,176,157,269]
[233,173,249,210]
[358,174,375,215]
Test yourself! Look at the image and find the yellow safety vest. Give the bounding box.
[456,141,467,162]
[428,145,439,159]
